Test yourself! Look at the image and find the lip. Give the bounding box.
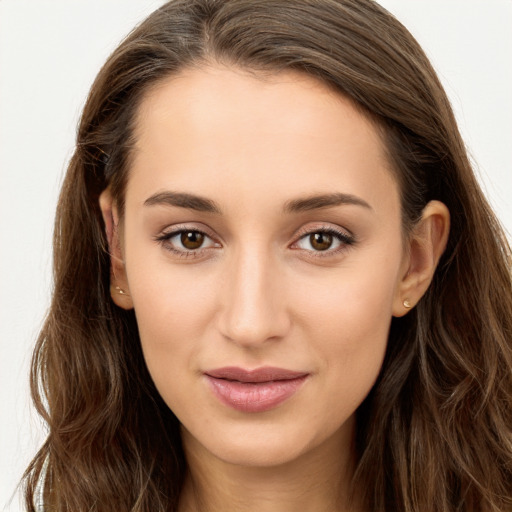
[204,366,309,413]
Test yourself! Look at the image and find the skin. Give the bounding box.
[100,65,449,512]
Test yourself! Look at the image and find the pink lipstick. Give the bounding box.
[204,366,308,413]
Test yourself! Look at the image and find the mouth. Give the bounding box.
[204,366,309,413]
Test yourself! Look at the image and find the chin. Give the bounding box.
[210,441,311,469]
[181,413,352,470]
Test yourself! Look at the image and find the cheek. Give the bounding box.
[296,257,398,345]
[295,258,399,403]
[125,225,402,425]
[125,254,221,384]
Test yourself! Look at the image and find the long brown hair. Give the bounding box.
[24,1,512,510]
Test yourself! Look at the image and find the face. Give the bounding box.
[109,65,410,468]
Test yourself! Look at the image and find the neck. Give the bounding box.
[178,422,363,512]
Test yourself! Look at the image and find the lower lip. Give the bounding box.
[205,375,308,413]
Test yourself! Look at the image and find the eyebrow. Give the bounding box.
[283,193,372,213]
[144,191,222,214]
[143,190,372,214]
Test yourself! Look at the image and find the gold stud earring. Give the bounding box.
[115,286,128,295]
[403,299,412,309]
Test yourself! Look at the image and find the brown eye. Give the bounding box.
[293,228,353,255]
[180,231,205,250]
[309,232,333,251]
[156,227,219,256]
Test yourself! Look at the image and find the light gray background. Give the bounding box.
[1,1,511,510]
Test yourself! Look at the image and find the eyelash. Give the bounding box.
[154,225,219,259]
[291,226,356,258]
[154,225,356,259]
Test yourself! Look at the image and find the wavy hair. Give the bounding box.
[24,1,512,510]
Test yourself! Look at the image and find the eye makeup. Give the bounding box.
[153,222,356,261]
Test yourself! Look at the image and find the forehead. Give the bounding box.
[134,64,384,154]
[127,65,398,217]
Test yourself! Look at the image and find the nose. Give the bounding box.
[217,247,291,348]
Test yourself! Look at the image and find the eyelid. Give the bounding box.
[293,223,353,239]
[153,222,356,259]
[290,223,356,256]
[154,223,222,257]
[155,223,217,240]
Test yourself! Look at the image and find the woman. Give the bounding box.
[23,0,512,511]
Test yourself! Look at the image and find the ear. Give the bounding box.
[99,188,134,310]
[392,200,450,317]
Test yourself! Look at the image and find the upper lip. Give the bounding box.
[205,366,308,383]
